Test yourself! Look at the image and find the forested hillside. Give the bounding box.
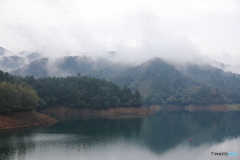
[0,70,39,113]
[23,75,142,110]
[109,58,239,105]
[1,56,240,111]
[0,70,142,113]
[83,63,130,80]
[180,64,240,103]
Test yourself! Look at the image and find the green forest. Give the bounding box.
[0,70,142,113]
[1,57,240,113]
[109,58,240,105]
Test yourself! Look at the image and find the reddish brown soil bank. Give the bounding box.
[43,106,154,116]
[0,111,57,129]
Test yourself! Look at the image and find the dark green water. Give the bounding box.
[0,112,240,160]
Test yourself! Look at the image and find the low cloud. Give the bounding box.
[0,0,240,72]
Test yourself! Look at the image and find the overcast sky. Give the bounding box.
[0,0,240,66]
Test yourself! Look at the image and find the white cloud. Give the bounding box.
[0,0,240,71]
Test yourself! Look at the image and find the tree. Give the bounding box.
[0,81,40,113]
[134,90,141,99]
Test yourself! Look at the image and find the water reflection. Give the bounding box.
[140,112,240,154]
[158,137,240,160]
[0,112,240,160]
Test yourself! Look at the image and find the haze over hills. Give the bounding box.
[1,46,240,106]
[0,45,239,76]
[11,55,129,78]
[0,47,12,56]
[0,46,235,75]
[1,0,239,107]
[0,46,42,72]
[0,46,128,78]
[108,58,240,105]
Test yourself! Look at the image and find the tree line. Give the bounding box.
[0,70,142,113]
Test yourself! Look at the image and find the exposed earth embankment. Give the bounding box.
[42,106,154,116]
[0,111,57,129]
[0,107,153,129]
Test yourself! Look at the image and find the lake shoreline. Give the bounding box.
[0,107,154,130]
[2,104,238,130]
[0,111,57,129]
[148,104,240,112]
[42,106,154,116]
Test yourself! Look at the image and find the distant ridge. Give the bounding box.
[109,58,240,105]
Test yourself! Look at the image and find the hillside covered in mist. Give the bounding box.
[1,46,240,106]
[12,56,130,79]
[109,58,240,105]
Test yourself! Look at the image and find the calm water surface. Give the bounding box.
[0,112,240,160]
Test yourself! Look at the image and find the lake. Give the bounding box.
[0,111,239,160]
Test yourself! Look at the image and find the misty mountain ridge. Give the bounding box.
[0,46,43,72]
[0,46,238,76]
[108,58,193,94]
[12,58,49,78]
[1,46,240,91]
[1,45,240,105]
[11,55,129,78]
[0,46,13,56]
[108,58,240,105]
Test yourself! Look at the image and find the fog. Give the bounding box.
[0,0,240,72]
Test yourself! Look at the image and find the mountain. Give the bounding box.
[9,54,240,105]
[179,64,240,86]
[0,47,22,71]
[20,51,42,63]
[0,56,26,72]
[179,64,240,103]
[11,55,129,78]
[55,56,112,76]
[1,46,240,106]
[0,46,12,56]
[108,58,240,105]
[12,58,49,78]
[83,63,131,79]
[0,47,6,56]
[11,56,96,78]
[108,58,199,105]
[0,47,42,72]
